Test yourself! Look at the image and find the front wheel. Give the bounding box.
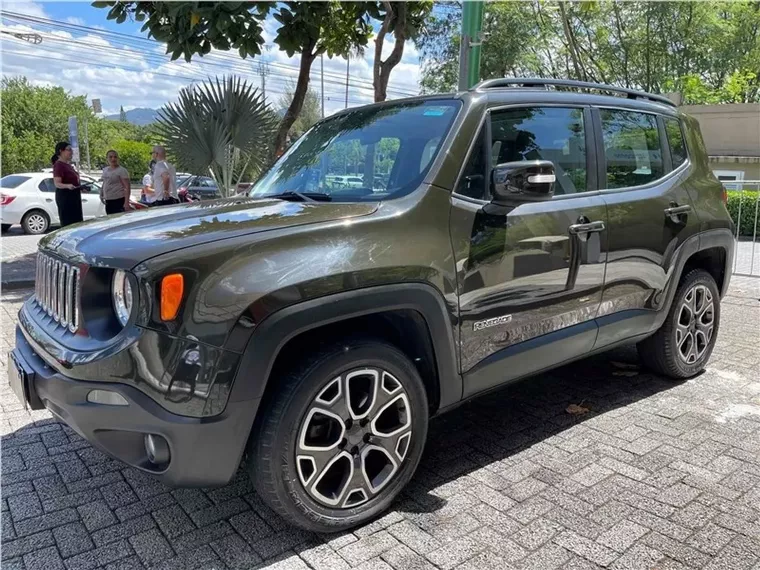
[638,269,720,379]
[249,339,428,532]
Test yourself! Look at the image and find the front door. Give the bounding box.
[449,106,608,397]
[595,108,701,348]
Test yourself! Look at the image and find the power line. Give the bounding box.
[1,48,375,109]
[0,11,420,97]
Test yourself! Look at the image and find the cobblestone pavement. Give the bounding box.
[2,278,760,570]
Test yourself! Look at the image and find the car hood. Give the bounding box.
[39,197,378,268]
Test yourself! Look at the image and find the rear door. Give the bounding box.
[595,107,701,348]
[450,105,608,397]
[37,178,60,223]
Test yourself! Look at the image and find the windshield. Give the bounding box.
[250,99,461,202]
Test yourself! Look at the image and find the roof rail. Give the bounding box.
[471,77,677,107]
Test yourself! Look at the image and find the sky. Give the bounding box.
[0,1,425,117]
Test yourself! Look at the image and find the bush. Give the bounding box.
[726,190,760,237]
[111,139,153,182]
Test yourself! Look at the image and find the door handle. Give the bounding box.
[568,220,605,235]
[45,198,53,202]
[664,204,691,218]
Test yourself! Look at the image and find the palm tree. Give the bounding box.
[156,76,277,197]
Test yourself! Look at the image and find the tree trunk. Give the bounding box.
[558,1,584,81]
[373,2,407,102]
[273,45,317,157]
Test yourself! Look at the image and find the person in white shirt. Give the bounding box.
[141,160,156,205]
[151,145,178,206]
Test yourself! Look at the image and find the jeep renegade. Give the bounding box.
[9,79,735,532]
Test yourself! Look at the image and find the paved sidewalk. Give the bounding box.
[0,229,42,290]
[1,278,760,570]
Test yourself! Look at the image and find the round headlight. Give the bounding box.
[112,270,134,326]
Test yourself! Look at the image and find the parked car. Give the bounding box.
[177,175,221,200]
[0,172,106,234]
[10,79,734,533]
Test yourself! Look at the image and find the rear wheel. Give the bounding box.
[249,339,428,532]
[638,269,720,378]
[21,210,49,234]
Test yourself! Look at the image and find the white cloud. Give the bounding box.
[1,14,423,118]
[1,0,48,19]
[65,16,85,26]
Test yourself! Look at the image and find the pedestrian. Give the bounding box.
[151,146,178,206]
[52,141,84,227]
[100,150,131,214]
[141,160,157,205]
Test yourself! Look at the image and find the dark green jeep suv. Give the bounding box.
[9,79,734,532]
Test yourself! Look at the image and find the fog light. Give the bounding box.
[144,434,170,465]
[86,390,128,406]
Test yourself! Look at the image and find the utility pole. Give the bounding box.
[83,119,91,172]
[458,1,485,91]
[258,60,269,101]
[321,53,325,118]
[345,56,350,109]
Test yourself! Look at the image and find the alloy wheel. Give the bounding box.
[26,213,47,233]
[295,367,412,509]
[676,284,714,364]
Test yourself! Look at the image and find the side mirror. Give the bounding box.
[491,160,556,202]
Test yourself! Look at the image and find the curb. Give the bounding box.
[1,279,36,292]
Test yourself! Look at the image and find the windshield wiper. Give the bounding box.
[265,191,332,202]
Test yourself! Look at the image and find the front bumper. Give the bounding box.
[11,326,258,487]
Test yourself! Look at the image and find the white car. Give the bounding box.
[0,172,106,234]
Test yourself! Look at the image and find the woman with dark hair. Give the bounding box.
[52,141,84,227]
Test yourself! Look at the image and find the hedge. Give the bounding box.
[726,190,760,237]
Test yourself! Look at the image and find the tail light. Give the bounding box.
[0,193,16,206]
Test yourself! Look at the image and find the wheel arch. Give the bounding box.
[229,283,462,415]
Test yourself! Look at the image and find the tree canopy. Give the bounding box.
[278,83,321,140]
[418,1,760,103]
[1,77,154,177]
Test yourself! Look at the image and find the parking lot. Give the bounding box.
[1,277,760,570]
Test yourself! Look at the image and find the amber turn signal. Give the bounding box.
[160,273,184,321]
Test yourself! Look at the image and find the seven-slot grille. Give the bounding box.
[34,252,81,333]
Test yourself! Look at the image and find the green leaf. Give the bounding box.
[115,11,126,24]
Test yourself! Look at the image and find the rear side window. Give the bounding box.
[1,175,30,189]
[39,179,56,192]
[665,118,687,168]
[490,107,588,195]
[600,110,663,189]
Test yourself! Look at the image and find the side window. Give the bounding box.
[455,125,487,200]
[490,107,587,195]
[38,178,56,192]
[600,109,663,188]
[665,118,687,169]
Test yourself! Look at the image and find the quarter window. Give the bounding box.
[490,107,588,195]
[665,118,687,169]
[600,109,663,188]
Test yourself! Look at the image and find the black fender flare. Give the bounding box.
[228,283,462,411]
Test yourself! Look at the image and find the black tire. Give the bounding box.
[21,210,49,235]
[1,224,11,233]
[248,339,428,532]
[637,269,720,379]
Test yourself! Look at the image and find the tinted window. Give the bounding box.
[250,100,460,202]
[490,107,587,195]
[455,125,488,200]
[1,175,30,189]
[665,118,687,168]
[601,110,663,188]
[38,178,56,192]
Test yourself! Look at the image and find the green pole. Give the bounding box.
[464,1,484,89]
